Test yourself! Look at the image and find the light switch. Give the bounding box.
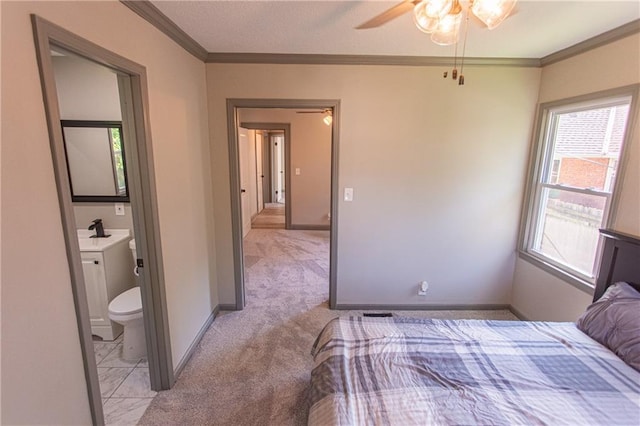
[344,187,354,202]
[115,203,125,216]
[295,168,301,175]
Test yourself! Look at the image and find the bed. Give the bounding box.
[309,229,640,425]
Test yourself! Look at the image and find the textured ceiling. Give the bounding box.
[150,1,640,58]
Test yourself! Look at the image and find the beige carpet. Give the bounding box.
[139,229,516,426]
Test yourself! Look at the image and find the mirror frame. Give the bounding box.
[61,119,130,202]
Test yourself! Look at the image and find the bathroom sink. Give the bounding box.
[77,229,131,252]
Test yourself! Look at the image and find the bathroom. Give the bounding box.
[51,48,156,412]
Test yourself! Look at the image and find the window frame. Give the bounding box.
[519,84,639,293]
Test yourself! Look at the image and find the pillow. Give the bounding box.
[577,282,640,371]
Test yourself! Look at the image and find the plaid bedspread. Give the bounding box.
[309,316,640,425]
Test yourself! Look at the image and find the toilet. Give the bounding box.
[108,239,146,360]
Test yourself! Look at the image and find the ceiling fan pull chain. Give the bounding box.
[452,28,459,80]
[458,11,470,85]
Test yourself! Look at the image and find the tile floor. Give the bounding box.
[94,335,156,425]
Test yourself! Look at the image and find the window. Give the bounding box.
[109,127,126,196]
[521,87,637,288]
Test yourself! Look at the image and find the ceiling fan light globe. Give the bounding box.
[471,0,517,30]
[424,0,453,19]
[413,2,440,33]
[430,12,462,45]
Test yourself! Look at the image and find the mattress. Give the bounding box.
[309,316,640,425]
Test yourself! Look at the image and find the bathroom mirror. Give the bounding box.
[61,120,129,202]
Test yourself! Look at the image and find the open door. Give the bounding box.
[255,131,264,212]
[238,127,252,238]
[271,133,285,203]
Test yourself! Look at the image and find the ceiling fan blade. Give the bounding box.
[356,0,418,29]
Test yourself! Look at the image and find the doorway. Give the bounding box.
[240,123,293,231]
[32,16,173,425]
[226,99,340,310]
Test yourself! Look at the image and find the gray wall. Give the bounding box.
[74,203,135,231]
[208,63,541,306]
[52,54,121,120]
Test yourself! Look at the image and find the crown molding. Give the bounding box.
[120,0,208,61]
[120,1,637,69]
[541,19,640,66]
[206,53,540,67]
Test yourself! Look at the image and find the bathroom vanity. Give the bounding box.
[78,229,134,340]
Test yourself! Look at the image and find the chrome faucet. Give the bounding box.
[88,219,109,238]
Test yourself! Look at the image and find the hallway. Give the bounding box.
[251,203,285,229]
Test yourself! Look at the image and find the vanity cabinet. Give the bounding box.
[80,233,134,340]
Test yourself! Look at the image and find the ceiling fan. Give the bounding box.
[356,0,419,30]
[296,109,333,126]
[356,0,518,85]
[295,109,332,114]
[356,0,517,43]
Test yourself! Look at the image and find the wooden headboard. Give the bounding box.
[594,229,640,302]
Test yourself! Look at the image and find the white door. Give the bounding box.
[272,134,285,203]
[247,130,258,218]
[277,136,285,203]
[255,131,264,213]
[239,127,252,237]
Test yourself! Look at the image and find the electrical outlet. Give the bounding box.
[418,281,429,296]
[115,203,125,216]
[344,187,354,202]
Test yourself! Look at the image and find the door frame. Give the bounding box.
[240,122,292,229]
[237,127,253,238]
[32,15,174,425]
[226,99,340,310]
